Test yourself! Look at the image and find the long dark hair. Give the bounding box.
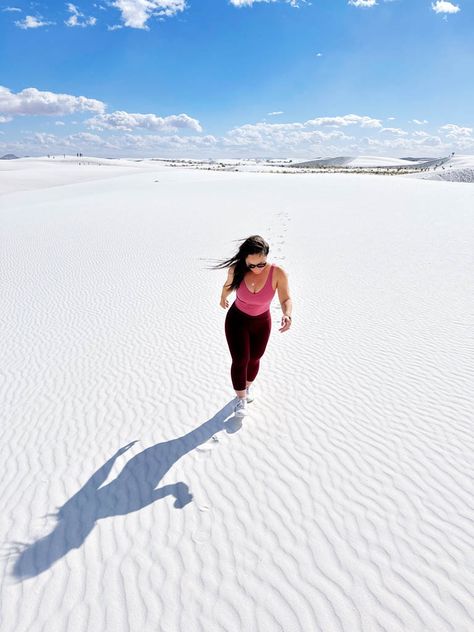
[208,235,270,292]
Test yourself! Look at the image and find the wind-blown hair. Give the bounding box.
[208,235,270,292]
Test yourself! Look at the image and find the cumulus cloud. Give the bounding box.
[118,133,218,149]
[15,15,55,29]
[306,114,383,128]
[4,104,470,158]
[65,4,97,28]
[30,132,60,146]
[412,119,428,125]
[0,86,106,117]
[0,115,13,123]
[348,0,378,7]
[4,119,472,159]
[85,110,202,132]
[69,132,108,144]
[1,130,219,156]
[111,0,187,29]
[439,123,472,138]
[379,127,408,136]
[413,130,430,138]
[431,1,460,14]
[364,135,444,150]
[224,121,354,149]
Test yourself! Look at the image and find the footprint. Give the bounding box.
[196,435,219,456]
[192,505,213,543]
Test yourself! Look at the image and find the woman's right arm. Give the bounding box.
[220,266,235,309]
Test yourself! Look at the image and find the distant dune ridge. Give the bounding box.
[0,156,473,632]
[289,154,453,170]
[1,152,473,182]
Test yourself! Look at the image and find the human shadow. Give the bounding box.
[10,400,237,580]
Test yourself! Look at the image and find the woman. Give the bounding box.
[213,235,292,418]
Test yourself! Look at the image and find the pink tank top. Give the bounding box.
[235,264,276,316]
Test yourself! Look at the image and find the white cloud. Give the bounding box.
[316,52,323,57]
[5,121,473,159]
[439,123,472,138]
[380,127,408,136]
[31,133,60,145]
[0,130,219,156]
[15,15,55,29]
[119,133,218,149]
[413,131,431,138]
[348,0,378,7]
[65,4,97,28]
[431,1,460,14]
[0,86,106,117]
[364,135,444,149]
[5,107,472,159]
[0,116,13,123]
[412,119,428,125]
[111,0,187,29]
[85,110,202,132]
[55,121,66,126]
[267,111,284,116]
[69,132,108,145]
[224,121,354,149]
[2,6,22,12]
[306,114,383,128]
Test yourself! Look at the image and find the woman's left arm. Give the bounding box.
[276,267,292,333]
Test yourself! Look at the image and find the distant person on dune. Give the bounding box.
[211,235,292,418]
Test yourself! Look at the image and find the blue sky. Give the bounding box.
[1,0,473,158]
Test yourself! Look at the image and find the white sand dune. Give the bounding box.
[411,154,474,183]
[1,158,473,632]
[286,156,431,170]
[344,156,417,167]
[0,155,158,196]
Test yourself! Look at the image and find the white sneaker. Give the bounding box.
[246,385,255,403]
[234,397,248,417]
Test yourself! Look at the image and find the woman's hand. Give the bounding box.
[279,315,292,333]
[220,297,229,309]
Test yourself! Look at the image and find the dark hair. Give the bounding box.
[208,235,270,292]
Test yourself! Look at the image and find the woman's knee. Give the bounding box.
[232,357,249,370]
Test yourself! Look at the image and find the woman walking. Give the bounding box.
[213,235,292,418]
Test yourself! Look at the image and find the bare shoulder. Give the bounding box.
[273,264,288,282]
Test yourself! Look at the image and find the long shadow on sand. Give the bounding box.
[11,400,239,580]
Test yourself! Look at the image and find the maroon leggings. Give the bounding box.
[225,302,272,391]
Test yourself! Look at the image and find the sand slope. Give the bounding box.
[1,160,473,631]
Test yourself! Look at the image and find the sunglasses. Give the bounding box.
[247,262,267,269]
